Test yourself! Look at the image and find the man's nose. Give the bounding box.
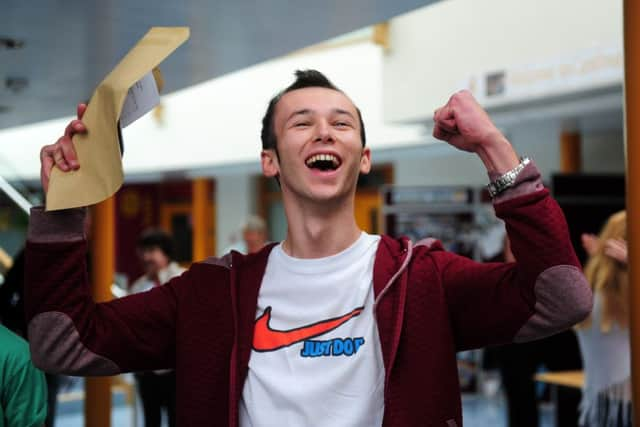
[314,120,334,143]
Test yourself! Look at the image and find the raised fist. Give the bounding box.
[433,91,519,174]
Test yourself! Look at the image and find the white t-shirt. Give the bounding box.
[239,232,384,427]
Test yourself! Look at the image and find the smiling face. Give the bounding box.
[261,87,371,204]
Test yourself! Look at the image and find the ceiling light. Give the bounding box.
[0,37,24,50]
[5,77,28,93]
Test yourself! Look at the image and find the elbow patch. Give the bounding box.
[28,311,120,376]
[514,265,593,342]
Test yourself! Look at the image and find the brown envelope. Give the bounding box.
[46,27,190,211]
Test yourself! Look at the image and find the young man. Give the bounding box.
[27,70,592,426]
[129,229,184,427]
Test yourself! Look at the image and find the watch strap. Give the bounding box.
[487,157,531,198]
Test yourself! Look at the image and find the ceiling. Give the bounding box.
[0,0,436,130]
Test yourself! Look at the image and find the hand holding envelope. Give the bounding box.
[40,103,87,193]
[42,27,190,211]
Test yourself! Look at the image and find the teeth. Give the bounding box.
[306,154,340,167]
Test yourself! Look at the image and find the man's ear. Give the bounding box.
[359,147,371,175]
[261,149,280,177]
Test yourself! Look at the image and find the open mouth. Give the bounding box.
[305,153,341,171]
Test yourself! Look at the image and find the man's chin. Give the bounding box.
[282,180,354,204]
[305,188,352,205]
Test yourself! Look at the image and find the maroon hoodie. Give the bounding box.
[25,163,592,426]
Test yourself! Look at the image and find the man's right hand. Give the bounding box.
[39,103,87,193]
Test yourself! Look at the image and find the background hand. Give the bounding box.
[581,233,600,257]
[604,238,628,264]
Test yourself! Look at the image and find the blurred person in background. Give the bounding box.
[0,323,47,427]
[241,215,268,254]
[130,229,185,293]
[222,215,269,255]
[577,211,630,426]
[129,229,185,427]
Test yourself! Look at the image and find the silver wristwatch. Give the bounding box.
[486,157,531,198]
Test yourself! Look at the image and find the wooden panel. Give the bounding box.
[161,201,216,263]
[192,178,210,262]
[354,191,382,234]
[560,131,581,173]
[624,2,640,422]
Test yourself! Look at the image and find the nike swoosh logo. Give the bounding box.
[252,306,364,352]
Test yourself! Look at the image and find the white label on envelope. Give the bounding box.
[120,72,160,128]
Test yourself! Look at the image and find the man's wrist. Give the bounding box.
[487,157,531,198]
[476,134,519,175]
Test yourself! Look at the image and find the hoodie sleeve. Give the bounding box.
[24,207,184,376]
[434,161,592,351]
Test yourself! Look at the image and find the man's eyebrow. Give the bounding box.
[332,108,356,119]
[287,109,313,121]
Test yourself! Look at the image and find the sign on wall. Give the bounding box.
[466,45,622,107]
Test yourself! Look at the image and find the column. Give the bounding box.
[624,0,640,422]
[192,178,209,262]
[86,196,114,427]
[560,131,581,173]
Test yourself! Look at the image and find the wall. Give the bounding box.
[392,147,485,186]
[507,120,561,181]
[391,119,561,186]
[215,174,255,255]
[583,129,626,173]
[384,0,623,123]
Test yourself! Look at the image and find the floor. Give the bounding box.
[462,394,554,427]
[53,378,555,427]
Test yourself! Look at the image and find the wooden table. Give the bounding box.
[534,370,584,389]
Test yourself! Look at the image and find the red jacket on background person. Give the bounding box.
[24,163,591,426]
